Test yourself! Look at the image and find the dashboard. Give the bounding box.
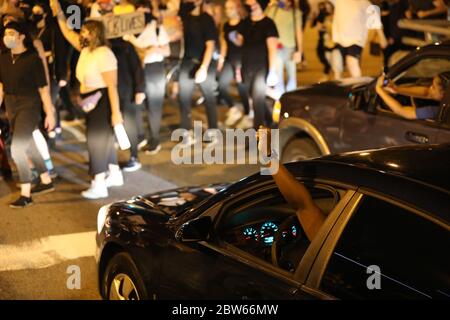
[223,218,303,264]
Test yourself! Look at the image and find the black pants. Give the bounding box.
[5,95,47,183]
[144,62,166,148]
[178,59,217,130]
[243,67,272,129]
[317,32,331,74]
[218,61,250,114]
[83,89,117,176]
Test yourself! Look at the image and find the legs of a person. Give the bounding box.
[284,47,298,92]
[218,61,235,108]
[345,46,363,78]
[85,92,115,177]
[9,106,46,196]
[274,48,286,98]
[330,48,344,80]
[0,137,11,172]
[178,60,196,130]
[199,64,218,129]
[237,80,251,115]
[145,62,166,148]
[122,98,139,159]
[251,70,269,129]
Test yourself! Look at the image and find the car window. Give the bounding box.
[394,58,450,84]
[320,195,450,299]
[216,184,340,273]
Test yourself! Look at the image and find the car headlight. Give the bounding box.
[97,204,112,234]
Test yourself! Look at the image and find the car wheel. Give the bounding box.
[282,137,321,163]
[102,252,149,300]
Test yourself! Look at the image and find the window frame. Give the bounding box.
[196,178,355,285]
[306,188,450,299]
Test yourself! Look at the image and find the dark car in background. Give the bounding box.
[275,41,450,162]
[96,144,450,300]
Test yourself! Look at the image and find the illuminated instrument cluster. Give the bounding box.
[242,221,298,246]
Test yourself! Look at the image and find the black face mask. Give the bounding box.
[30,14,44,24]
[80,37,90,48]
[183,2,196,13]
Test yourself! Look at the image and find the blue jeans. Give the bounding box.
[275,47,298,98]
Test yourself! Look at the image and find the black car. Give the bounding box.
[96,145,450,300]
[276,41,450,162]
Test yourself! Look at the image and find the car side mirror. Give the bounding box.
[175,216,212,242]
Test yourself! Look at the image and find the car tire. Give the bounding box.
[102,252,149,300]
[282,137,321,163]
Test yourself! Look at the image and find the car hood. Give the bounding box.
[131,183,231,216]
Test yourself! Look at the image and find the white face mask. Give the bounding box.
[3,35,19,49]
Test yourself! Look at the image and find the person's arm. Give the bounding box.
[33,39,51,87]
[267,37,278,73]
[50,0,81,51]
[200,40,215,70]
[128,45,146,105]
[38,85,56,131]
[257,128,326,242]
[218,27,227,72]
[417,0,447,18]
[101,70,123,126]
[388,83,430,99]
[376,76,417,119]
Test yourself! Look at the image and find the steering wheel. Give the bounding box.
[271,215,302,269]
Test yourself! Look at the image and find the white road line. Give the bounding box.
[0,231,96,272]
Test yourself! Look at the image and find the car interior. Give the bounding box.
[217,185,341,273]
[379,59,450,117]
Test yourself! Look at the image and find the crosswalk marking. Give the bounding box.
[0,231,96,272]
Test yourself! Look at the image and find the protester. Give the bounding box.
[406,0,447,20]
[123,0,170,156]
[217,0,250,128]
[51,0,124,199]
[265,0,302,98]
[332,0,387,78]
[0,21,56,208]
[376,74,447,120]
[235,0,279,129]
[177,0,219,144]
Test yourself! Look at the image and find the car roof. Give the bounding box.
[314,144,450,193]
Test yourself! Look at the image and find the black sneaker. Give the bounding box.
[31,181,55,195]
[122,157,142,172]
[9,196,33,208]
[144,144,161,155]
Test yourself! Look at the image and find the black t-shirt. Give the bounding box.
[239,17,278,71]
[0,50,47,97]
[408,0,447,19]
[180,4,218,61]
[223,21,243,66]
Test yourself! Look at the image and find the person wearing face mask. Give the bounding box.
[217,0,250,128]
[234,0,279,129]
[123,0,170,156]
[0,21,56,208]
[51,0,125,199]
[177,0,219,145]
[96,0,146,172]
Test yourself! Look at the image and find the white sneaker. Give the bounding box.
[137,139,148,151]
[181,130,197,146]
[225,106,244,127]
[105,170,124,187]
[81,180,108,199]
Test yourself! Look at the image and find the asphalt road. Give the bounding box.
[0,26,382,299]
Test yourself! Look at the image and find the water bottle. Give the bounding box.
[114,123,131,150]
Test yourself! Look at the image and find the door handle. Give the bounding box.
[405,131,429,144]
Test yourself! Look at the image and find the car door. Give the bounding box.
[157,181,352,300]
[340,56,450,150]
[305,193,450,299]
